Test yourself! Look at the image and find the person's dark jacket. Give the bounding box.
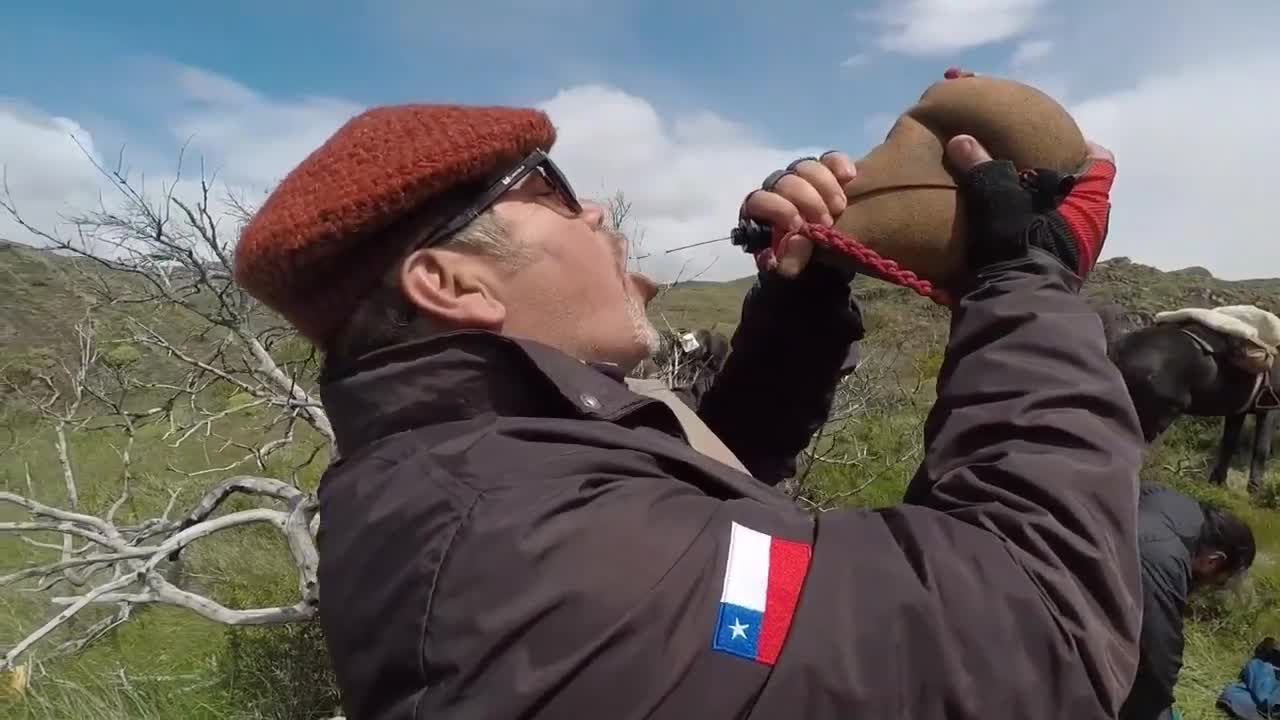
[314,247,1145,719]
[1120,483,1208,720]
[668,304,861,434]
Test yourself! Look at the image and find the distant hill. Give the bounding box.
[650,254,1280,338]
[1084,256,1280,317]
[0,240,99,355]
[4,238,1280,365]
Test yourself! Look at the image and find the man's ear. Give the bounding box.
[1205,550,1229,573]
[398,249,506,330]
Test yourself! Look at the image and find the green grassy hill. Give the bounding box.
[1,240,1278,719]
[0,240,95,355]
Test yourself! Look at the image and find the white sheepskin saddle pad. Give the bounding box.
[1155,305,1280,350]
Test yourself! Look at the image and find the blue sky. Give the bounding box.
[3,1,1018,152]
[3,1,1280,281]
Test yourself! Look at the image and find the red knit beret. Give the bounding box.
[233,103,557,346]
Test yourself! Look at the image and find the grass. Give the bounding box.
[8,413,1275,719]
[792,403,1280,720]
[2,242,1280,717]
[0,402,334,719]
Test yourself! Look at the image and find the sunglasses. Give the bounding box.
[413,149,582,251]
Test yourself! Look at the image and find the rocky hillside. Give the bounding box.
[4,238,1280,366]
[648,254,1280,342]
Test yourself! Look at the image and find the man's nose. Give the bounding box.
[631,272,659,302]
[581,200,605,230]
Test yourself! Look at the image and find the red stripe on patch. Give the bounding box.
[756,537,812,665]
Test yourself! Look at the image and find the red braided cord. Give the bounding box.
[787,224,953,306]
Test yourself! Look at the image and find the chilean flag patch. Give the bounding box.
[711,521,812,665]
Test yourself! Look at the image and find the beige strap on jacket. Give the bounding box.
[623,377,750,474]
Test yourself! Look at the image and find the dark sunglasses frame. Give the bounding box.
[412,149,582,251]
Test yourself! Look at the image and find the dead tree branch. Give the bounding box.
[786,326,939,504]
[0,475,319,671]
[1,140,334,458]
[0,145,332,672]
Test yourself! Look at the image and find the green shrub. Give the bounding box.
[215,620,342,720]
[103,344,143,370]
[1256,478,1280,509]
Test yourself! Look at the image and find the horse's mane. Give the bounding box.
[1093,301,1131,353]
[1091,300,1156,352]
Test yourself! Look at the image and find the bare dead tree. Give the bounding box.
[2,311,103,591]
[0,311,320,672]
[0,475,318,672]
[0,144,331,673]
[1,138,333,481]
[603,189,719,321]
[605,189,646,264]
[785,325,944,507]
[0,155,680,689]
[0,143,687,687]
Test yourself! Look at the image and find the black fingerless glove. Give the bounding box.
[958,156,1116,281]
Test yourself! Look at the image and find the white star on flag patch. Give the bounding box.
[711,521,813,665]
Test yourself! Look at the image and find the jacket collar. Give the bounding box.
[319,330,666,457]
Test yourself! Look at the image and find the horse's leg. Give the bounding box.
[1210,413,1246,485]
[1248,409,1278,495]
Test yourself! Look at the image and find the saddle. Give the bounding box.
[1156,306,1280,412]
[1155,305,1280,375]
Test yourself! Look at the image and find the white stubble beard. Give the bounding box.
[626,285,662,359]
[614,227,662,360]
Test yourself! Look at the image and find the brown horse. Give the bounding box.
[1100,303,1279,494]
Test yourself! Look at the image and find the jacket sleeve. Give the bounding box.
[695,262,865,485]
[1121,551,1189,720]
[900,247,1148,712]
[428,410,1141,718]
[422,253,1145,718]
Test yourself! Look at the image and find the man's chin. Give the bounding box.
[621,341,659,374]
[608,338,661,378]
[638,322,662,358]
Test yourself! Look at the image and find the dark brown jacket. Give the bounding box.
[315,251,1145,719]
[1119,483,1206,720]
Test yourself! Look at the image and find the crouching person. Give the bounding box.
[1121,483,1257,720]
[232,77,1145,719]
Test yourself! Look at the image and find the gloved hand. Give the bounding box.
[944,131,1117,283]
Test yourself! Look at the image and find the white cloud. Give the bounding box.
[1010,39,1053,68]
[1,70,814,284]
[865,0,1046,56]
[852,0,1280,281]
[0,101,112,246]
[0,65,361,256]
[841,53,871,70]
[167,67,363,195]
[538,85,822,281]
[1068,49,1280,279]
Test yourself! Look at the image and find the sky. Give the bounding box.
[2,0,1279,283]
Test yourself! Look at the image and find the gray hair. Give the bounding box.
[322,209,526,371]
[445,211,528,266]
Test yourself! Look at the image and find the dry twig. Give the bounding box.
[0,145,329,671]
[0,475,319,671]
